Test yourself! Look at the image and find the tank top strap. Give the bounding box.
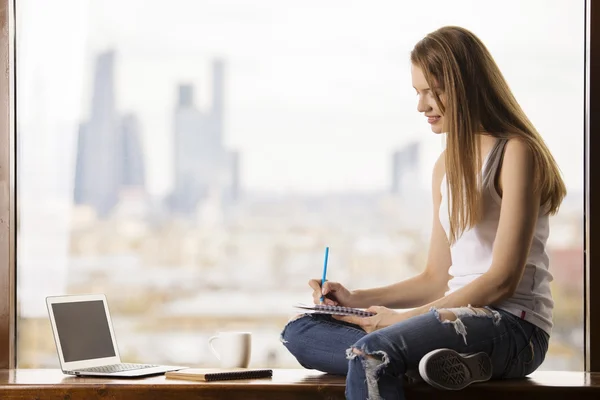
[482,138,508,192]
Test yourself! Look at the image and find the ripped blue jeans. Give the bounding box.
[280,307,549,400]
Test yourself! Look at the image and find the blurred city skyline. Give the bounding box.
[16,0,584,199]
[73,47,433,218]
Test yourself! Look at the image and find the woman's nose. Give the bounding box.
[417,96,431,113]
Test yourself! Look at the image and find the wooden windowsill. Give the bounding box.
[0,369,598,400]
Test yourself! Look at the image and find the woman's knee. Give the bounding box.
[279,315,313,364]
[351,332,396,356]
[348,332,405,373]
[280,314,310,346]
[281,314,348,372]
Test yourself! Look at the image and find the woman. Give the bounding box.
[280,26,566,400]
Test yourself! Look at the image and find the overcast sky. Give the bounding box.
[16,0,585,196]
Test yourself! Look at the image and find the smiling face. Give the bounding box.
[412,63,445,134]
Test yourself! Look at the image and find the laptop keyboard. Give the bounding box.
[76,363,160,374]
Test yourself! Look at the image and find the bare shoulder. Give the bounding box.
[503,137,535,165]
[499,137,536,191]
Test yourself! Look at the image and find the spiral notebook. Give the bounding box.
[294,303,375,317]
[165,368,273,382]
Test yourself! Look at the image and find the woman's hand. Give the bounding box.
[333,306,407,333]
[308,279,354,306]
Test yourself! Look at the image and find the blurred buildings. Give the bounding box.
[73,52,241,219]
[168,59,240,215]
[73,50,147,217]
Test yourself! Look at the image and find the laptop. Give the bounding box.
[46,294,186,377]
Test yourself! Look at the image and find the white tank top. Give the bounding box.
[439,138,554,335]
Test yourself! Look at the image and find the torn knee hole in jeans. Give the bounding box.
[346,346,389,400]
[431,305,501,345]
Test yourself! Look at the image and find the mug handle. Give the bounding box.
[208,336,220,360]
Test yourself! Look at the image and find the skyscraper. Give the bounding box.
[73,50,146,217]
[170,59,240,214]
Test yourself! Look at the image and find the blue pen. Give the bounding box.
[320,247,329,303]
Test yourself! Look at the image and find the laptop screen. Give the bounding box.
[51,300,116,362]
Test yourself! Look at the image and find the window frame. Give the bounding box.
[0,0,598,371]
[0,0,16,370]
[584,0,600,372]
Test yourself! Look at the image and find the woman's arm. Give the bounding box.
[400,138,540,318]
[350,152,452,309]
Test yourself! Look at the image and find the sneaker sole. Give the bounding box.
[418,348,492,390]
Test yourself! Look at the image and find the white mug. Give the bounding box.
[208,331,252,368]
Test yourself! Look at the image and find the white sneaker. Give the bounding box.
[418,348,492,390]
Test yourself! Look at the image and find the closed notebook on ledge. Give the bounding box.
[165,368,273,382]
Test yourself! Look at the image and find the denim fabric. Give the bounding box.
[280,307,549,400]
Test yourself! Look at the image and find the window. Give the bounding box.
[16,0,585,370]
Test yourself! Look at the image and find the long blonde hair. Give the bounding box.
[410,26,566,244]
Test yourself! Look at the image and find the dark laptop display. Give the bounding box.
[52,300,115,362]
